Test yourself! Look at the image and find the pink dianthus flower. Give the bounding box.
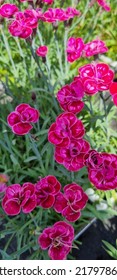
[2,183,37,215]
[78,62,114,95]
[0,3,19,18]
[84,39,108,57]
[36,45,48,57]
[57,78,84,114]
[38,221,74,260]
[55,139,90,172]
[48,112,85,147]
[7,103,40,135]
[35,175,61,208]
[85,150,117,191]
[97,0,111,11]
[67,37,84,63]
[53,183,88,222]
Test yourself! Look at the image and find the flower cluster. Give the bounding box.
[38,221,74,260]
[85,150,117,191]
[53,183,88,222]
[66,37,108,63]
[40,7,81,23]
[9,9,39,39]
[48,111,90,171]
[2,183,37,215]
[0,4,81,39]
[7,103,40,135]
[2,0,117,262]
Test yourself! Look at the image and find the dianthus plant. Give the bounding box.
[0,0,117,260]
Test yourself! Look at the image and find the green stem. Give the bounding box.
[71,172,75,182]
[28,133,45,174]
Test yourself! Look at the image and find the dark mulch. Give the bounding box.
[72,217,117,260]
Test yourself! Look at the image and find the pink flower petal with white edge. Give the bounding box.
[16,103,30,114]
[7,112,21,127]
[48,245,69,260]
[25,107,40,123]
[22,195,37,213]
[12,122,33,135]
[2,198,21,216]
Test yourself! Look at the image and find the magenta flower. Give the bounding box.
[35,175,61,208]
[0,4,19,18]
[2,183,37,215]
[65,7,81,19]
[84,40,108,57]
[53,183,88,222]
[41,7,80,23]
[97,0,111,11]
[8,21,33,39]
[16,10,39,29]
[79,63,114,95]
[8,9,39,39]
[84,150,103,170]
[36,46,48,57]
[57,79,84,114]
[48,112,85,147]
[55,139,90,172]
[7,103,40,135]
[67,37,84,63]
[109,82,117,106]
[86,151,117,190]
[38,221,74,260]
[43,0,54,4]
[41,8,67,23]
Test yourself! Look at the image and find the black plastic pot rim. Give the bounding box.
[74,217,97,240]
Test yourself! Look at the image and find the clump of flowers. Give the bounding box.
[53,183,88,222]
[2,183,37,215]
[38,221,74,260]
[40,7,81,23]
[8,9,39,39]
[7,103,40,135]
[66,38,108,63]
[1,0,117,261]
